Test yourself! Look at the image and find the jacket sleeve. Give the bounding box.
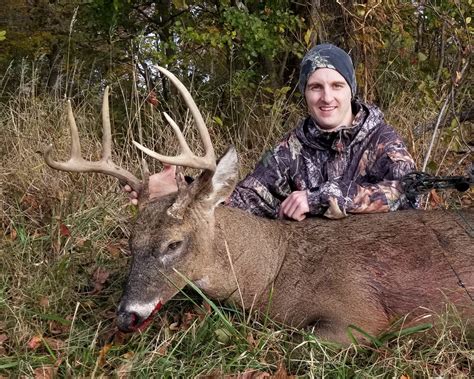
[227,139,293,218]
[307,139,416,216]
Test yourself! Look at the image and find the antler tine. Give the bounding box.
[43,99,83,169]
[162,112,194,157]
[101,86,112,161]
[43,87,143,193]
[133,65,216,172]
[67,99,82,158]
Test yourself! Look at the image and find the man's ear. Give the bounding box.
[195,146,239,209]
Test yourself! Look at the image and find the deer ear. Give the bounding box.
[197,146,239,208]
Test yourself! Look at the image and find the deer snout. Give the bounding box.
[116,309,144,332]
[116,300,163,332]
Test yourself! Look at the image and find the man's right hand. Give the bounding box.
[123,164,178,204]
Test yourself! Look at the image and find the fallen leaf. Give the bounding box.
[27,335,43,350]
[0,334,7,344]
[400,375,411,379]
[272,361,295,379]
[91,267,111,294]
[156,341,170,356]
[246,332,257,349]
[21,193,40,211]
[59,223,71,237]
[106,243,122,258]
[33,365,56,379]
[39,296,50,308]
[97,343,112,367]
[44,337,65,351]
[224,370,270,379]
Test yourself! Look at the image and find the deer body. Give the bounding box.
[119,191,474,343]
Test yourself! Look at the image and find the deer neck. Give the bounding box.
[203,205,289,307]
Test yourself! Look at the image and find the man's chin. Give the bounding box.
[312,116,339,131]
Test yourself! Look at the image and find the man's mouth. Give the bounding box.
[319,106,336,112]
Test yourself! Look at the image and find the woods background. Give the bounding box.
[1,0,472,168]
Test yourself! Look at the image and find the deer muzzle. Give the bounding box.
[116,301,163,332]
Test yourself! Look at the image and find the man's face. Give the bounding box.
[304,68,353,131]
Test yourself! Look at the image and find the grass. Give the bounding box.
[0,68,473,378]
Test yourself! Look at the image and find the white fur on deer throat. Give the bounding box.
[125,300,161,318]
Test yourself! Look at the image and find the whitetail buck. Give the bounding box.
[44,67,474,344]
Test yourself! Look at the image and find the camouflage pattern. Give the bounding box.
[228,101,416,219]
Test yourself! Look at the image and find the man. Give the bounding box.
[127,44,416,220]
[226,44,416,220]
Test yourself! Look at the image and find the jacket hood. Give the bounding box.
[295,101,386,153]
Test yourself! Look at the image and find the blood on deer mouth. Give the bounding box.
[129,301,163,332]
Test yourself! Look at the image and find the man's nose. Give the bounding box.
[320,87,334,102]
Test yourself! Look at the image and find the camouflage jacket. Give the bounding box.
[227,101,416,219]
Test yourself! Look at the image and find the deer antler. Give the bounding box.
[133,66,216,172]
[43,87,143,193]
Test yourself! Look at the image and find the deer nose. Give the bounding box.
[116,310,142,332]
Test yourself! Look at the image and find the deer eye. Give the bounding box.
[167,240,183,252]
[156,240,185,267]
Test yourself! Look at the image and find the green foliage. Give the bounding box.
[220,6,303,63]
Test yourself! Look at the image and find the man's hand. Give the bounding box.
[279,190,309,221]
[123,164,178,205]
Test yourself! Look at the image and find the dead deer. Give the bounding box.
[44,67,474,344]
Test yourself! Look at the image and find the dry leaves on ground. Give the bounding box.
[97,343,113,367]
[27,335,65,352]
[33,365,57,379]
[90,267,111,294]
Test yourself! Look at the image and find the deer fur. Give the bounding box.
[117,148,474,343]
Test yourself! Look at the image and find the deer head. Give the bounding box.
[43,67,239,332]
[116,147,238,331]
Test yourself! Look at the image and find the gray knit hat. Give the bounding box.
[299,44,357,99]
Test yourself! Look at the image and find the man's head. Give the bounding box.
[299,44,356,131]
[299,44,356,98]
